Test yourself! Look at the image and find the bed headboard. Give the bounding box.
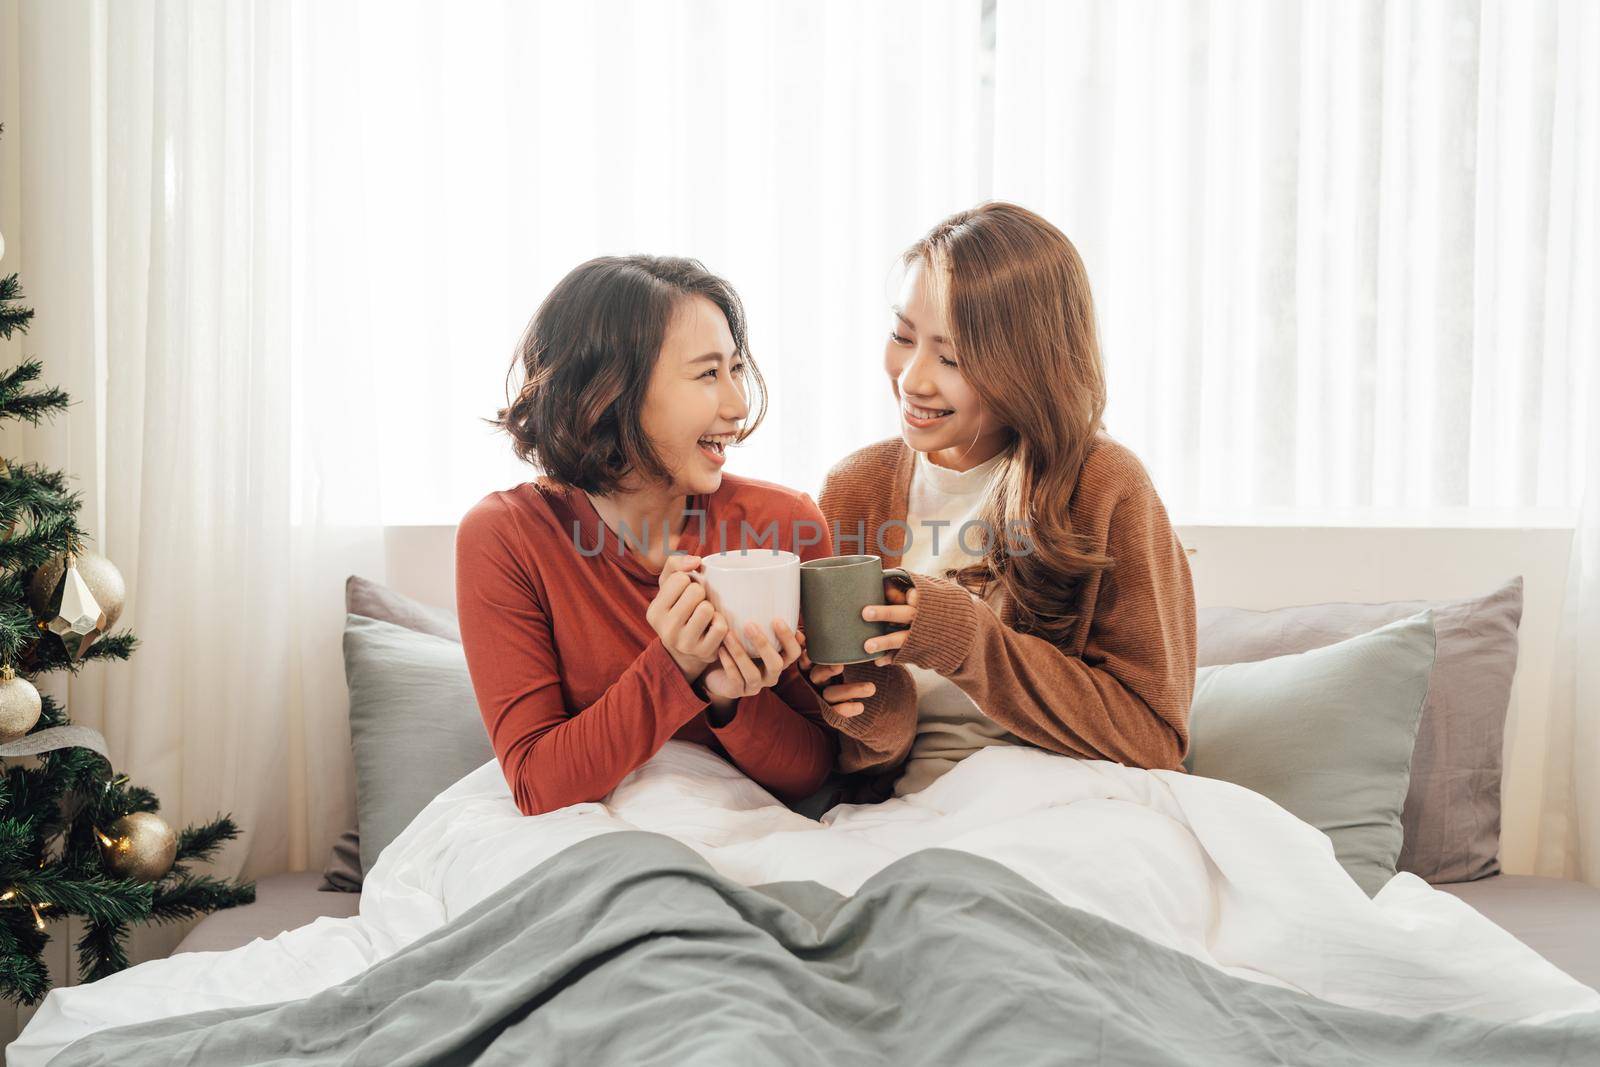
[382,522,1575,877]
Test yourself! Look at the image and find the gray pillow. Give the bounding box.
[321,578,464,891]
[343,613,493,878]
[1197,578,1521,884]
[1184,612,1436,897]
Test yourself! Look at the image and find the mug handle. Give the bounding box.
[881,568,915,623]
[876,569,915,648]
[881,567,913,594]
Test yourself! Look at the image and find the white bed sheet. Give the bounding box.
[12,741,1597,1064]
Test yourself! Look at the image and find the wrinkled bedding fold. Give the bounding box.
[12,741,1599,1065]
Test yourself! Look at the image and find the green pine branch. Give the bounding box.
[0,817,36,867]
[149,873,255,925]
[33,693,69,732]
[0,276,35,343]
[173,815,243,868]
[38,746,111,802]
[4,868,152,923]
[75,917,131,984]
[25,629,138,676]
[1,766,52,829]
[0,509,85,575]
[2,460,74,499]
[122,786,159,813]
[0,585,38,668]
[0,457,78,517]
[0,919,50,1005]
[0,360,67,423]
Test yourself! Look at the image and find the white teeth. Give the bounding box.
[698,434,732,454]
[904,402,954,420]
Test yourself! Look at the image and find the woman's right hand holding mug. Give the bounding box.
[648,552,729,683]
[798,654,875,719]
[806,659,883,716]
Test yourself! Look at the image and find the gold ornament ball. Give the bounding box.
[100,812,177,882]
[25,554,66,617]
[0,673,41,743]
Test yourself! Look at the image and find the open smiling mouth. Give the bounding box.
[902,401,955,425]
[697,432,736,461]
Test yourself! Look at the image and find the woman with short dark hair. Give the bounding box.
[456,255,837,816]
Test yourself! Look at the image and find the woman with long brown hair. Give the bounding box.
[803,201,1196,798]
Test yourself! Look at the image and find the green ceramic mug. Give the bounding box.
[799,555,913,666]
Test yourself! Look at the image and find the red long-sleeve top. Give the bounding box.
[455,473,837,816]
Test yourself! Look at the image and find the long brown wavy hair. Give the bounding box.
[907,201,1113,645]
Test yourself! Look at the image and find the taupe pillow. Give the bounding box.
[320,576,464,892]
[1197,577,1522,884]
[320,826,363,893]
[1185,612,1436,896]
[346,574,461,642]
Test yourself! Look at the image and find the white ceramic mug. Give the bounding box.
[688,549,801,657]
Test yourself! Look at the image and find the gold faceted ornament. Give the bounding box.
[27,550,122,659]
[0,666,41,743]
[67,550,126,629]
[97,812,177,882]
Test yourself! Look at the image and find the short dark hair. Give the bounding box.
[491,255,768,494]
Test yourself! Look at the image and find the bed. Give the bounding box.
[13,744,1600,1064]
[10,560,1600,1064]
[1435,876,1600,991]
[170,873,360,955]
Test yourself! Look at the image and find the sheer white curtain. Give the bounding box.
[4,0,362,905]
[2,0,984,926]
[991,0,1597,524]
[990,0,1600,884]
[297,0,987,527]
[1540,380,1600,886]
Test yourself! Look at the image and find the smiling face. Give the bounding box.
[884,257,1012,471]
[638,294,750,497]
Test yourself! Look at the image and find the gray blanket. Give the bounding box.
[53,831,1600,1066]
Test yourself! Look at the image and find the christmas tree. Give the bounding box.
[0,125,254,1004]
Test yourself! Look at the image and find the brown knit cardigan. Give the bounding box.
[814,432,1196,787]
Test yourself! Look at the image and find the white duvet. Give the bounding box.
[12,741,1599,1064]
